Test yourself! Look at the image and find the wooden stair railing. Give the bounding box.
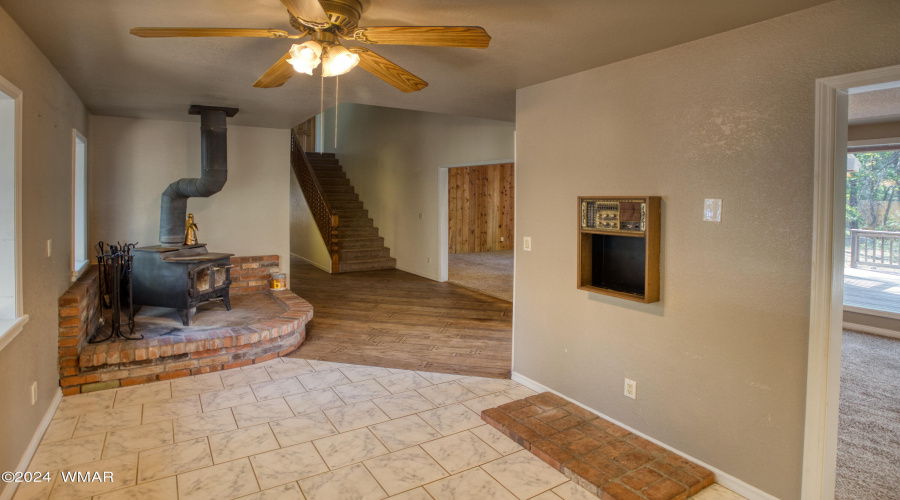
[291,129,340,273]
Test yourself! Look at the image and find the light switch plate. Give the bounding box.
[703,199,722,222]
[523,237,532,251]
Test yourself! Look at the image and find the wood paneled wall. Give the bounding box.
[293,116,316,152]
[448,163,515,254]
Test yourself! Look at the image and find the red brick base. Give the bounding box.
[482,393,714,500]
[60,295,312,395]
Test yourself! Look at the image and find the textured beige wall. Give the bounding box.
[0,6,89,490]
[514,0,900,498]
[89,116,291,283]
[290,172,333,272]
[321,104,515,279]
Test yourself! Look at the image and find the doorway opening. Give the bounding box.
[438,160,515,302]
[834,88,900,499]
[804,64,900,500]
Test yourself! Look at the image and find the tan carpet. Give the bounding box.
[836,330,900,500]
[448,250,514,302]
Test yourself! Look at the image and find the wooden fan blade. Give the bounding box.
[351,48,428,93]
[280,0,330,24]
[130,28,289,38]
[351,26,490,48]
[253,52,296,88]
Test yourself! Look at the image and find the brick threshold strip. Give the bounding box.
[482,392,714,500]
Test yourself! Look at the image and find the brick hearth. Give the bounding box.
[57,255,311,395]
[482,392,714,500]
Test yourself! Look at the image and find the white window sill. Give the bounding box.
[843,305,900,321]
[71,260,90,282]
[0,314,30,352]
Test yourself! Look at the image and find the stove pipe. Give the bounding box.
[159,105,239,246]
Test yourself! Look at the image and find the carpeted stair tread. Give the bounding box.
[321,185,355,194]
[318,177,351,187]
[336,237,384,249]
[336,226,379,238]
[336,217,373,228]
[301,151,395,273]
[337,257,397,272]
[337,247,392,260]
[313,170,346,179]
[322,192,360,202]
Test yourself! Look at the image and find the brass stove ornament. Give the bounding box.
[184,214,198,245]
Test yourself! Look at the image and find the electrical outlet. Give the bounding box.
[47,239,52,257]
[500,236,504,242]
[624,379,637,399]
[523,237,532,251]
[30,382,37,405]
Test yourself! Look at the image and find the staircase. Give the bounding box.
[300,148,396,273]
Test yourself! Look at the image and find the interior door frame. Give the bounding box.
[803,63,900,500]
[437,158,515,282]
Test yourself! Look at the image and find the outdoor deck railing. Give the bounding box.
[850,229,900,270]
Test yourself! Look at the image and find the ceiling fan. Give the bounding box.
[130,0,491,93]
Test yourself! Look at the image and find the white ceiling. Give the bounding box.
[0,0,834,128]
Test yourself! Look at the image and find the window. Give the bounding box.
[0,75,28,351]
[843,142,900,320]
[72,130,88,280]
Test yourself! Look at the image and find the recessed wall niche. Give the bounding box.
[577,196,660,303]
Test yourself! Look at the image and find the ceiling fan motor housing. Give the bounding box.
[319,0,362,34]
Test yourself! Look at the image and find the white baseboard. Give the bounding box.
[511,371,779,500]
[842,321,900,340]
[290,253,331,273]
[0,388,62,500]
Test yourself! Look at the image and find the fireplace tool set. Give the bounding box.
[90,241,143,343]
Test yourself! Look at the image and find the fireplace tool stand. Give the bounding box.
[90,241,143,343]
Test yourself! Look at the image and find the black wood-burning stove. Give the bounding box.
[132,244,233,326]
[129,105,240,327]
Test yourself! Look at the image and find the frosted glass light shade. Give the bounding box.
[288,41,323,75]
[322,45,360,77]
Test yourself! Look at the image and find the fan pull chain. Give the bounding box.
[320,71,324,153]
[334,75,339,150]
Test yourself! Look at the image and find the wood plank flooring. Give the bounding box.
[287,257,512,378]
[844,266,900,315]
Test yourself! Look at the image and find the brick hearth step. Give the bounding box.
[482,392,715,500]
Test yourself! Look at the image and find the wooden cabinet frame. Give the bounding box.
[577,196,660,303]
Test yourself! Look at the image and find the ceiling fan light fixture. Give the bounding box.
[322,44,360,77]
[287,40,323,75]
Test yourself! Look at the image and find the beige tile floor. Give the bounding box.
[12,358,748,500]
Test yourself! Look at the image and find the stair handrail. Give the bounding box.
[290,130,340,273]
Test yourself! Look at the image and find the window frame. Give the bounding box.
[71,129,89,281]
[0,74,29,352]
